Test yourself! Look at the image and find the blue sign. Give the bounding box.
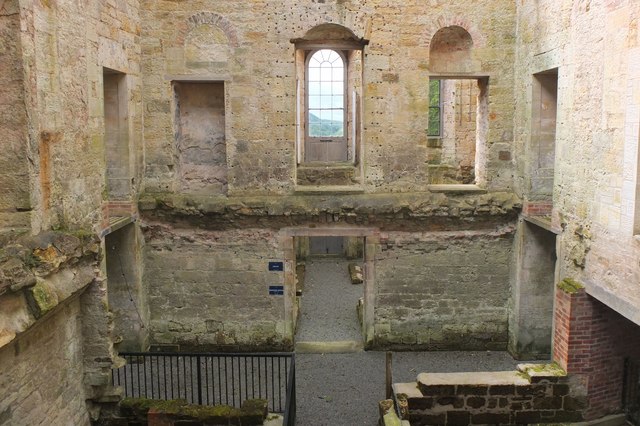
[268,261,284,271]
[268,285,284,296]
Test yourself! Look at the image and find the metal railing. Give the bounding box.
[112,352,295,425]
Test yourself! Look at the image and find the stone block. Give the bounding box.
[466,396,486,409]
[488,384,515,395]
[446,411,470,426]
[514,411,541,424]
[418,384,455,396]
[408,412,445,426]
[471,412,511,424]
[456,385,487,395]
[25,280,59,318]
[532,396,562,410]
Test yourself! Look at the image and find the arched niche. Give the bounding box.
[429,25,476,73]
[185,24,231,67]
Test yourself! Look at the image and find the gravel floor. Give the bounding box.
[295,351,522,426]
[296,258,364,342]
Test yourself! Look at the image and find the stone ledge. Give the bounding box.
[417,371,530,388]
[427,184,487,193]
[293,185,365,194]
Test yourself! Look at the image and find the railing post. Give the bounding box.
[197,355,203,405]
[386,351,393,399]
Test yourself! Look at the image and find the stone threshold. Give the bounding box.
[295,340,364,353]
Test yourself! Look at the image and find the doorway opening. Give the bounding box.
[294,236,365,352]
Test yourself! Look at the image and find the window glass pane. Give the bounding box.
[308,68,321,82]
[429,79,440,106]
[331,82,343,95]
[428,107,440,137]
[320,96,333,109]
[332,110,344,137]
[331,67,344,81]
[308,82,321,95]
[332,95,344,108]
[308,95,320,109]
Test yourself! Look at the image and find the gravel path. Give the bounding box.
[295,351,522,426]
[296,258,364,342]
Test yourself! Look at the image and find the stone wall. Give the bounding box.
[0,0,30,232]
[0,298,90,425]
[143,224,289,351]
[373,227,513,350]
[16,0,143,231]
[140,0,516,195]
[513,0,640,322]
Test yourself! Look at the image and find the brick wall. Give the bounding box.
[553,283,640,419]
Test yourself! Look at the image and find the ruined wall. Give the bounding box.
[141,0,516,195]
[0,0,30,232]
[16,0,142,231]
[0,298,90,425]
[373,227,513,350]
[143,225,289,350]
[513,0,640,327]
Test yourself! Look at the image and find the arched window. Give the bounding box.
[292,24,368,167]
[307,49,345,139]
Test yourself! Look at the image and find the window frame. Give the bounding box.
[304,49,348,146]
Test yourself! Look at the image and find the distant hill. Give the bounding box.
[309,112,344,137]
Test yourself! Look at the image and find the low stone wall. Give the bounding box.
[97,398,269,426]
[394,363,586,425]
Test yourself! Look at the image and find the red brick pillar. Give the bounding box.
[552,280,593,373]
[552,279,640,420]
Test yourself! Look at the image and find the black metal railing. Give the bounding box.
[112,352,295,424]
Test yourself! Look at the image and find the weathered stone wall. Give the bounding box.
[0,298,90,425]
[141,0,516,195]
[513,0,640,321]
[16,0,143,231]
[143,224,289,350]
[373,227,513,350]
[0,0,30,232]
[509,220,557,359]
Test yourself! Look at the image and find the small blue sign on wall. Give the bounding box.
[268,261,284,271]
[268,285,284,296]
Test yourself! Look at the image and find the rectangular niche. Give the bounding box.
[427,78,487,185]
[174,82,227,194]
[531,70,558,203]
[103,68,131,199]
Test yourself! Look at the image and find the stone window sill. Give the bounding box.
[427,184,486,194]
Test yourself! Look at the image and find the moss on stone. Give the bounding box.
[557,278,584,294]
[27,281,59,317]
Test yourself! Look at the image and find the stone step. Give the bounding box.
[295,340,364,353]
